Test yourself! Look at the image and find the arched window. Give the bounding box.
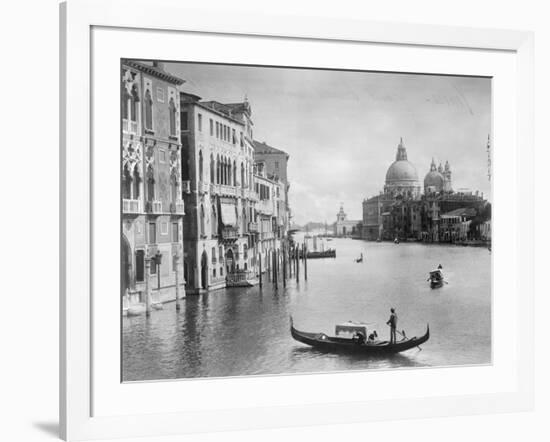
[198,150,203,182]
[122,165,132,199]
[168,97,176,136]
[144,89,153,131]
[242,207,246,233]
[122,88,130,120]
[211,204,217,236]
[170,175,178,202]
[133,168,141,199]
[210,154,214,184]
[216,154,220,184]
[147,172,155,202]
[241,163,245,188]
[200,204,205,236]
[211,247,216,264]
[130,85,139,122]
[233,160,237,187]
[228,161,232,186]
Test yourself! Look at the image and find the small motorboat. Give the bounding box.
[290,318,429,355]
[428,269,444,288]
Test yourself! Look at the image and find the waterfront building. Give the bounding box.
[334,204,361,237]
[121,60,186,305]
[253,161,286,270]
[253,140,291,237]
[361,138,490,242]
[179,93,257,293]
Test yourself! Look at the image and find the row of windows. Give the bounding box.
[122,168,180,203]
[123,86,178,137]
[255,183,271,201]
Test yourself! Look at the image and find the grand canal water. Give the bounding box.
[122,238,491,381]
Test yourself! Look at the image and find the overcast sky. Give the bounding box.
[165,62,491,225]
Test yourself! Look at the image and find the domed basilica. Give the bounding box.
[361,138,488,242]
[382,137,452,198]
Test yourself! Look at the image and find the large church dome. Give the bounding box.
[385,138,419,184]
[384,138,421,198]
[386,160,419,183]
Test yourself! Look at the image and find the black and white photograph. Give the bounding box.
[121,60,492,382]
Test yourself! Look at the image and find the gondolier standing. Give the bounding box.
[386,308,398,344]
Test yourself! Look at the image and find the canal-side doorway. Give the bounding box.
[225,248,235,274]
[201,251,208,289]
[122,235,131,296]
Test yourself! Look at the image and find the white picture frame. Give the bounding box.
[60,0,534,440]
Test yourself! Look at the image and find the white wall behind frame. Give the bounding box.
[0,0,546,442]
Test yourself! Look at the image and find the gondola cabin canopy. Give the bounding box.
[335,321,376,337]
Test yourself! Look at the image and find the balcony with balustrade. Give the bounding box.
[145,200,163,215]
[219,185,238,197]
[221,226,239,240]
[122,119,138,134]
[170,200,185,215]
[123,199,142,215]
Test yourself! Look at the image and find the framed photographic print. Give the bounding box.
[60,0,534,440]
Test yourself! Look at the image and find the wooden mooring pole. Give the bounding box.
[258,253,263,288]
[296,245,300,282]
[282,244,287,288]
[273,250,278,290]
[304,243,308,281]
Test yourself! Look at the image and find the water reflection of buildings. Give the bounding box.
[121,60,291,305]
[362,138,491,243]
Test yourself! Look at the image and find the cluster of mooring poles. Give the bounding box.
[258,240,308,290]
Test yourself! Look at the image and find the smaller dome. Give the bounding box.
[424,170,445,191]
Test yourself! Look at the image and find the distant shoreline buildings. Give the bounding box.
[121,60,290,304]
[360,138,491,243]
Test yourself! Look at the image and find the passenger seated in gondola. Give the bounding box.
[368,330,378,342]
[353,331,365,345]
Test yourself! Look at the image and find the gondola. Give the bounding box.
[428,269,444,288]
[290,318,429,355]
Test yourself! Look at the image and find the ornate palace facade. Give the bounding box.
[121,61,186,305]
